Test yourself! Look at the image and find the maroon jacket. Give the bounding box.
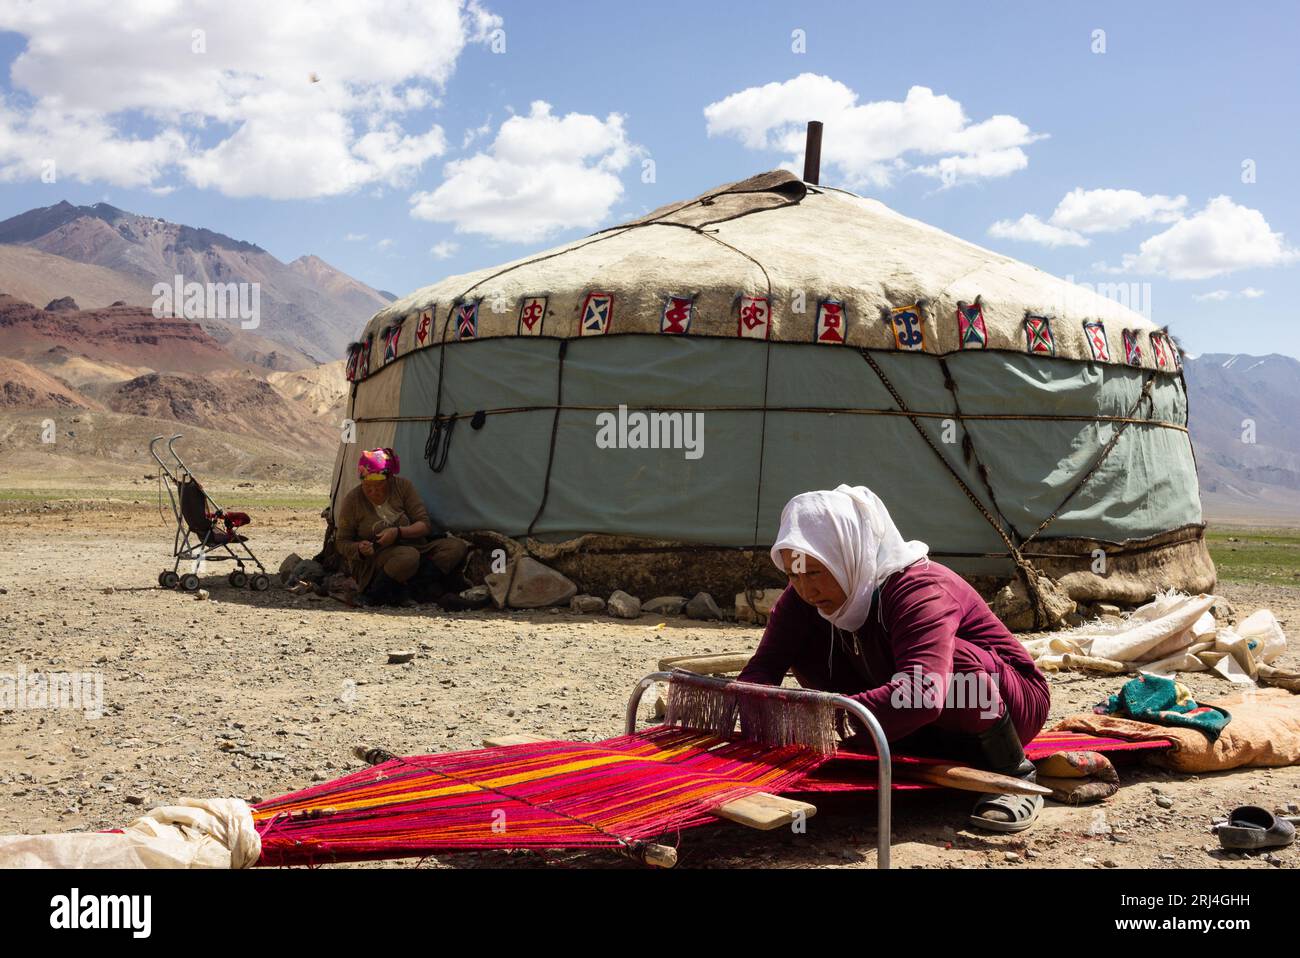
[738,560,1050,743]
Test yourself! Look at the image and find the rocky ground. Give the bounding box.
[2,497,1299,870]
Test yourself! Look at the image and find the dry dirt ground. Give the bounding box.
[2,497,1299,870]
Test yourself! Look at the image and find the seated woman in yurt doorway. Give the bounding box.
[738,484,1051,832]
[334,447,472,609]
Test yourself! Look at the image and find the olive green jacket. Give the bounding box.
[334,476,435,589]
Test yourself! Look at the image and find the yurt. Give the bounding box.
[330,167,1214,612]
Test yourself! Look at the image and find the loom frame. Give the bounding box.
[626,670,893,869]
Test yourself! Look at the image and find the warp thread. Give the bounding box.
[664,677,838,755]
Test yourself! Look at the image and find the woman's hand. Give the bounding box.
[375,527,399,548]
[358,540,375,557]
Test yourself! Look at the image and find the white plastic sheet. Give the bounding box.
[1021,591,1287,681]
[1238,609,1287,665]
[1089,593,1216,663]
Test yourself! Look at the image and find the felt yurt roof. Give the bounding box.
[353,170,1176,375]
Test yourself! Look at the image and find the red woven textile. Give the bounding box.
[1023,729,1173,760]
[786,729,1172,793]
[253,726,826,866]
[252,727,1173,863]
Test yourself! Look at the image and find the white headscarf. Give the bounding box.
[770,485,929,633]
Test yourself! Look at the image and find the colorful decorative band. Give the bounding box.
[347,293,1177,380]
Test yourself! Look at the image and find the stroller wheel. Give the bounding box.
[180,573,201,592]
[161,571,180,589]
[250,573,271,592]
[228,570,249,588]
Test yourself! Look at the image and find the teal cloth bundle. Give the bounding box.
[1096,674,1230,740]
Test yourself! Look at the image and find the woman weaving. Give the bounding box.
[335,448,471,609]
[738,485,1051,832]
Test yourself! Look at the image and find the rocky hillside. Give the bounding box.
[0,407,333,485]
[0,294,246,375]
[268,361,349,420]
[0,200,392,363]
[0,196,374,486]
[0,294,347,483]
[0,357,101,410]
[106,371,338,450]
[0,244,318,370]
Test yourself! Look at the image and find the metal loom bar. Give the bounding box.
[626,670,893,869]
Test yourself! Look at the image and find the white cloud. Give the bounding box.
[409,100,641,242]
[988,187,1189,248]
[0,0,498,197]
[988,214,1088,248]
[462,117,493,149]
[1115,196,1299,279]
[0,100,188,189]
[1193,287,1266,302]
[702,76,1044,188]
[430,240,458,259]
[916,149,1030,185]
[375,238,395,251]
[344,232,368,241]
[1048,188,1187,234]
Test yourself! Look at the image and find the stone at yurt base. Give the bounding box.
[483,557,577,609]
[607,591,642,619]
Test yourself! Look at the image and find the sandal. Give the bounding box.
[1218,806,1296,851]
[969,790,1043,833]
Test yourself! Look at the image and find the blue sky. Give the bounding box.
[1,0,1297,357]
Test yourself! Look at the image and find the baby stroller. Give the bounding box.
[150,435,270,592]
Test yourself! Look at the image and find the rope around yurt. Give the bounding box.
[857,347,1055,628]
[856,349,1159,629]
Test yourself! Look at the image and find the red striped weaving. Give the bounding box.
[786,729,1173,793]
[253,726,825,865]
[252,727,1173,862]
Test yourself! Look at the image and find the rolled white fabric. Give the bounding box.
[0,798,260,869]
[1089,593,1216,664]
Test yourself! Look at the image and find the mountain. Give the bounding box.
[0,242,150,307]
[0,357,102,410]
[0,406,333,485]
[1183,353,1300,522]
[0,294,247,375]
[0,200,390,363]
[290,254,396,313]
[105,370,338,451]
[267,361,349,421]
[0,294,347,483]
[0,244,317,371]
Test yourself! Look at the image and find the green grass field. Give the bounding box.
[0,487,331,511]
[5,485,1298,584]
[1205,527,1300,585]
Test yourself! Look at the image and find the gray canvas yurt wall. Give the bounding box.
[331,171,1213,605]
